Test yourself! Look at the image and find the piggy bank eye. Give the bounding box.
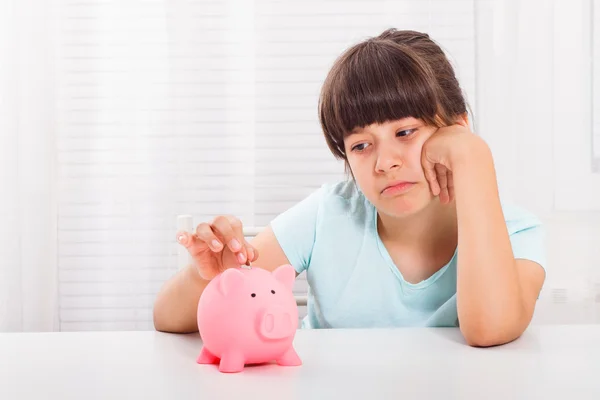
[251,293,256,298]
[271,290,275,294]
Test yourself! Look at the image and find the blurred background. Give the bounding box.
[0,0,598,332]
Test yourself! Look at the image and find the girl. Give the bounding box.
[153,29,546,347]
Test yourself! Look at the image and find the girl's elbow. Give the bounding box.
[461,328,512,347]
[153,306,198,334]
[459,303,529,347]
[460,319,525,347]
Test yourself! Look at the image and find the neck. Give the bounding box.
[376,198,458,253]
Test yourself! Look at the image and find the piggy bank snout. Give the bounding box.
[259,305,295,340]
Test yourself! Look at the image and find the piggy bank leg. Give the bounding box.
[218,350,245,373]
[196,346,219,365]
[276,346,302,366]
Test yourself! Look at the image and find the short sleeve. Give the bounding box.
[269,186,325,274]
[506,211,547,271]
[510,225,546,268]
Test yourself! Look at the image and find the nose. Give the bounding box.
[375,145,403,173]
[259,305,295,340]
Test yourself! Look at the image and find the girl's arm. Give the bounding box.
[422,124,545,347]
[451,139,545,346]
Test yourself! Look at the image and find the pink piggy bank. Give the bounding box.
[196,264,302,373]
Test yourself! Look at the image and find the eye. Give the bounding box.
[251,293,256,298]
[351,142,370,152]
[396,129,417,137]
[271,290,275,294]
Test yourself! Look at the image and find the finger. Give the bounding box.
[244,239,259,263]
[251,245,259,262]
[421,157,440,195]
[435,164,448,191]
[447,170,455,202]
[435,164,449,203]
[225,215,251,265]
[176,230,208,259]
[429,172,440,196]
[194,223,223,252]
[176,231,193,248]
[210,216,243,257]
[440,181,450,204]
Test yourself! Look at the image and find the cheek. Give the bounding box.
[402,143,426,173]
[412,153,427,178]
[347,158,365,178]
[347,157,373,186]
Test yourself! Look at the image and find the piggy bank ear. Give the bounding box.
[272,264,295,291]
[218,268,245,296]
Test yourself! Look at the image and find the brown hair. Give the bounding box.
[318,29,471,170]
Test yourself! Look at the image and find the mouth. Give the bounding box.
[381,181,416,196]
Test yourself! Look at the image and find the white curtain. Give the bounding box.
[0,0,59,331]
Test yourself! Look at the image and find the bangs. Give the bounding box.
[319,40,442,158]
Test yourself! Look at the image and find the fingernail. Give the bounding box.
[248,248,254,260]
[237,252,246,264]
[211,240,222,250]
[230,239,241,251]
[177,233,188,244]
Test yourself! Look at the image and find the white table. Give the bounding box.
[0,325,598,399]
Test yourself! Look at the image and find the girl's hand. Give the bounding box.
[420,119,481,204]
[175,215,259,280]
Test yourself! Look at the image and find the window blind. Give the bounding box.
[56,0,476,331]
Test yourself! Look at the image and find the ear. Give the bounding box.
[218,268,245,296]
[272,264,296,291]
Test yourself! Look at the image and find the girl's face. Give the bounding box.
[344,117,438,218]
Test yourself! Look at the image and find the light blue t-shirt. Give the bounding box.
[270,179,546,329]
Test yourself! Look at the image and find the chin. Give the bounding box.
[374,187,433,218]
